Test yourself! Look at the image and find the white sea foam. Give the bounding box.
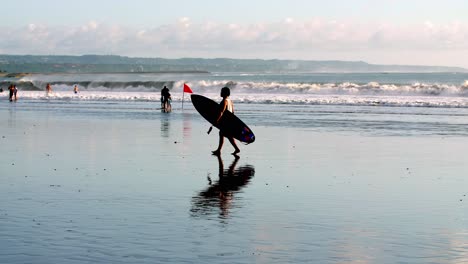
[463,80,468,88]
[9,74,468,97]
[4,91,468,108]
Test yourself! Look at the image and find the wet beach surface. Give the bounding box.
[1,100,468,263]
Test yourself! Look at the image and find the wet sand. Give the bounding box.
[1,102,468,263]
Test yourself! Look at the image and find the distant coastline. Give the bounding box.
[0,54,466,74]
[0,72,31,78]
[0,71,209,77]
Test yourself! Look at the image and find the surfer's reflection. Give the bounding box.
[190,155,255,219]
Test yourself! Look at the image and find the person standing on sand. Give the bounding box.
[160,85,171,110]
[161,86,171,103]
[212,87,240,155]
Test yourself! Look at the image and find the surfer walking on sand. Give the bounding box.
[212,87,240,155]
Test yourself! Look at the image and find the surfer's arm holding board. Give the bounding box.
[215,99,234,124]
[208,98,233,134]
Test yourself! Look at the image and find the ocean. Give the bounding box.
[1,72,468,263]
[1,72,468,135]
[3,72,468,105]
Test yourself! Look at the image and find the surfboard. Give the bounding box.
[191,94,255,144]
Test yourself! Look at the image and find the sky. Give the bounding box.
[1,0,468,68]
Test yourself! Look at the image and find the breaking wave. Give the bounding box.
[2,74,468,108]
[3,79,468,97]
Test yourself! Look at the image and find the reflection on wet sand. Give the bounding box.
[160,114,170,138]
[8,106,16,128]
[191,154,255,220]
[182,112,192,139]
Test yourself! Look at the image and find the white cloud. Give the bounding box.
[80,21,99,32]
[28,24,37,32]
[1,19,468,67]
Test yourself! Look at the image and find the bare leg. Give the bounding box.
[212,132,224,155]
[228,137,240,155]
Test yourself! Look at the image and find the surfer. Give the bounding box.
[212,87,241,155]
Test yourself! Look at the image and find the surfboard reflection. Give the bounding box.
[190,155,255,220]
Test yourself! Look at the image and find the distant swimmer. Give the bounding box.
[212,87,240,155]
[13,85,17,101]
[8,85,15,101]
[73,85,79,94]
[46,83,52,95]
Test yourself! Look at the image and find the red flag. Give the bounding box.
[183,83,193,93]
